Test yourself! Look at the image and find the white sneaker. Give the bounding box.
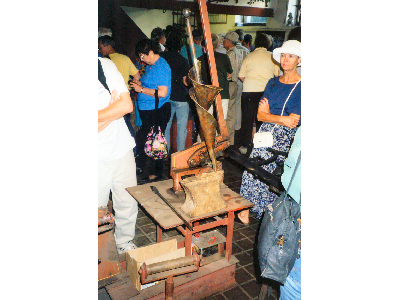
[239,146,247,155]
[117,240,137,254]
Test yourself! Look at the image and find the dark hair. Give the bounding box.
[254,33,271,49]
[192,29,203,40]
[165,31,183,52]
[98,35,115,49]
[135,38,161,55]
[243,34,252,45]
[151,27,165,42]
[235,29,244,42]
[287,26,301,42]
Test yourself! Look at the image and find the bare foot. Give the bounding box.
[238,209,249,225]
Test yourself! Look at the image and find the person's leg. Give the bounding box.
[111,150,138,246]
[226,81,238,145]
[279,256,301,300]
[136,108,156,175]
[239,92,251,149]
[221,98,229,120]
[241,92,263,150]
[235,80,243,131]
[175,101,189,152]
[98,159,113,209]
[165,100,177,153]
[154,102,171,177]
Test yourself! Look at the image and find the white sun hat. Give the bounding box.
[273,40,301,66]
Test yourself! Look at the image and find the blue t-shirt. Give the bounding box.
[137,56,171,110]
[261,76,301,125]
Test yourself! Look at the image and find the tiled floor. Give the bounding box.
[130,155,272,300]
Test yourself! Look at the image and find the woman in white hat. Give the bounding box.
[238,40,301,224]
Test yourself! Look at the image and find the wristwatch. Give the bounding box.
[140,87,143,93]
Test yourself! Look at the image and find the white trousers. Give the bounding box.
[98,150,138,245]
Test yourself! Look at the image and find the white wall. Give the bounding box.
[121,1,294,37]
[121,7,173,38]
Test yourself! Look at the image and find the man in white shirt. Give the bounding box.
[98,57,138,254]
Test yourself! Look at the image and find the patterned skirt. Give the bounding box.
[240,123,298,219]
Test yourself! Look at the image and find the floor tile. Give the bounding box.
[235,238,254,252]
[235,250,255,267]
[202,293,226,300]
[132,235,152,247]
[241,279,263,298]
[140,223,156,234]
[222,286,251,300]
[235,267,254,285]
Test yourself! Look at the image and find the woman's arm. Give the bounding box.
[257,97,300,128]
[130,81,169,98]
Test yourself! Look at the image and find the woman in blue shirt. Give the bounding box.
[239,40,301,224]
[130,39,171,182]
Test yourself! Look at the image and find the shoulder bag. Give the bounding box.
[257,152,301,285]
[144,90,168,160]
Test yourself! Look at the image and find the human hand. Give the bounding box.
[132,78,141,85]
[282,113,300,128]
[109,89,120,104]
[130,81,142,93]
[258,97,270,114]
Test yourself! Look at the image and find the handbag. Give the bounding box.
[257,152,301,285]
[253,79,301,149]
[144,89,168,160]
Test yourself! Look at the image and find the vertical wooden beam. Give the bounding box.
[198,0,229,139]
[225,211,235,261]
[157,225,163,243]
[185,226,193,257]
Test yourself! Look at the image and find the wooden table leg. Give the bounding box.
[225,211,234,261]
[185,226,192,257]
[157,225,163,243]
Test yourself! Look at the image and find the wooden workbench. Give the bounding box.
[126,179,253,261]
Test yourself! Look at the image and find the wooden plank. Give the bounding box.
[117,0,274,17]
[106,276,140,300]
[126,179,253,230]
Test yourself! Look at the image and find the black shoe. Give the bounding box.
[140,175,163,183]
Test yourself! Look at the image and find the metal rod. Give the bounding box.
[150,186,193,231]
[183,8,200,82]
[146,254,199,275]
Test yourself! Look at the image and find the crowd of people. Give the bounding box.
[98,23,301,299]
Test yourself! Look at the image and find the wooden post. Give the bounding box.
[225,211,234,261]
[157,225,163,243]
[165,275,174,300]
[198,0,229,139]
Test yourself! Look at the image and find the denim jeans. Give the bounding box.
[165,100,189,152]
[280,256,301,300]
